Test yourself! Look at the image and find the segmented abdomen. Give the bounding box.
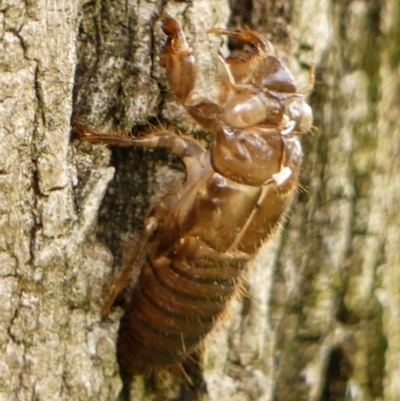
[118,253,244,374]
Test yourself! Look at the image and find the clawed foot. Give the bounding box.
[208,27,271,53]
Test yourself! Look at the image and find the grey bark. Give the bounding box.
[1,0,399,400]
[0,0,121,400]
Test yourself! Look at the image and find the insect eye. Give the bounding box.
[286,99,313,133]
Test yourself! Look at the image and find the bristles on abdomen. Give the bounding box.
[117,255,246,376]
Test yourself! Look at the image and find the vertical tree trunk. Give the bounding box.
[0,0,120,400]
[1,0,399,400]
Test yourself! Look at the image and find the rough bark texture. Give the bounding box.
[1,0,399,400]
[0,0,120,400]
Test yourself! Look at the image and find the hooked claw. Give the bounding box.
[161,13,192,54]
[208,27,272,53]
[160,14,196,101]
[207,26,297,92]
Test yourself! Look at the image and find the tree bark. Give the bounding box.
[0,0,121,400]
[1,0,399,400]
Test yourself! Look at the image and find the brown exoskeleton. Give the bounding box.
[74,15,312,378]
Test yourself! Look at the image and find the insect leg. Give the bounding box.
[208,27,272,53]
[73,120,207,177]
[102,215,158,316]
[160,15,225,130]
[161,15,196,103]
[102,181,194,316]
[227,186,271,253]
